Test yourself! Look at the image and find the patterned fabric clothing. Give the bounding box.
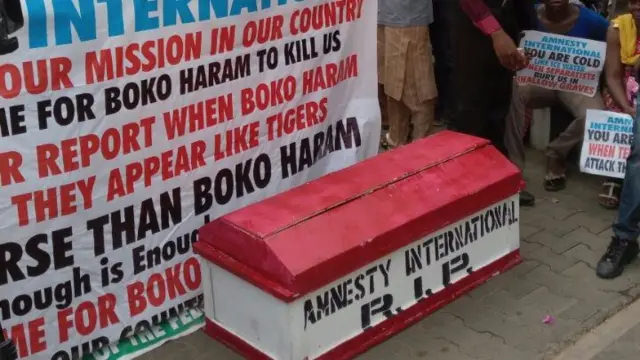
[377,25,437,145]
[377,26,437,102]
[603,39,640,112]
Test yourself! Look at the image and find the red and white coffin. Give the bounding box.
[195,131,523,360]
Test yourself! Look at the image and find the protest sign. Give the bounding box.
[516,30,606,97]
[580,110,633,179]
[0,0,380,359]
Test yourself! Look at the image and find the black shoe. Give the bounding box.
[520,190,535,207]
[596,238,639,279]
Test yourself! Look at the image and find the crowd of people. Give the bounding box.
[377,0,640,280]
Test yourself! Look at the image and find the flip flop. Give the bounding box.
[520,190,535,206]
[544,174,566,192]
[598,181,621,209]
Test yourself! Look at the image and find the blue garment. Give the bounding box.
[613,95,640,241]
[537,6,609,41]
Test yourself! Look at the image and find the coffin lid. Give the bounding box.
[194,131,521,302]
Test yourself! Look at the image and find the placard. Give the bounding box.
[580,109,633,179]
[517,30,606,97]
[0,0,380,359]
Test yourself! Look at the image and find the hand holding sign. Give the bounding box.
[492,29,528,71]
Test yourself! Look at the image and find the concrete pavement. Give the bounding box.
[592,322,640,360]
[138,149,640,360]
[554,295,640,360]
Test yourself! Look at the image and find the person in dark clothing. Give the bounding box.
[450,0,537,206]
[430,0,456,127]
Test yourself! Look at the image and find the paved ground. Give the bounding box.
[554,295,640,360]
[139,149,640,360]
[592,323,640,360]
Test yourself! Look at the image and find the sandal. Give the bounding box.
[380,132,398,151]
[520,190,535,207]
[544,174,566,192]
[545,156,567,192]
[380,133,389,149]
[598,181,621,209]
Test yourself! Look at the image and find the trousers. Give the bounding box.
[613,98,640,241]
[378,25,437,145]
[504,82,604,169]
[430,0,455,122]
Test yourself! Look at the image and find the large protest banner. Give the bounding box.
[580,110,633,179]
[516,30,606,97]
[87,305,205,360]
[0,0,380,359]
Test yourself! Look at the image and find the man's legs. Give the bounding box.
[548,91,605,163]
[386,97,411,147]
[613,156,640,240]
[451,0,529,157]
[505,84,557,168]
[379,25,410,148]
[384,26,437,147]
[596,117,640,279]
[405,26,437,140]
[541,91,604,191]
[455,64,515,156]
[450,20,497,146]
[406,95,435,141]
[505,83,556,205]
[377,26,389,132]
[505,81,529,171]
[379,85,388,130]
[450,2,517,157]
[484,68,514,156]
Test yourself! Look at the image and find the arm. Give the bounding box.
[459,0,529,70]
[459,0,502,35]
[604,26,634,115]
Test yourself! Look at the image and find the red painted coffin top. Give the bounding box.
[194,131,522,302]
